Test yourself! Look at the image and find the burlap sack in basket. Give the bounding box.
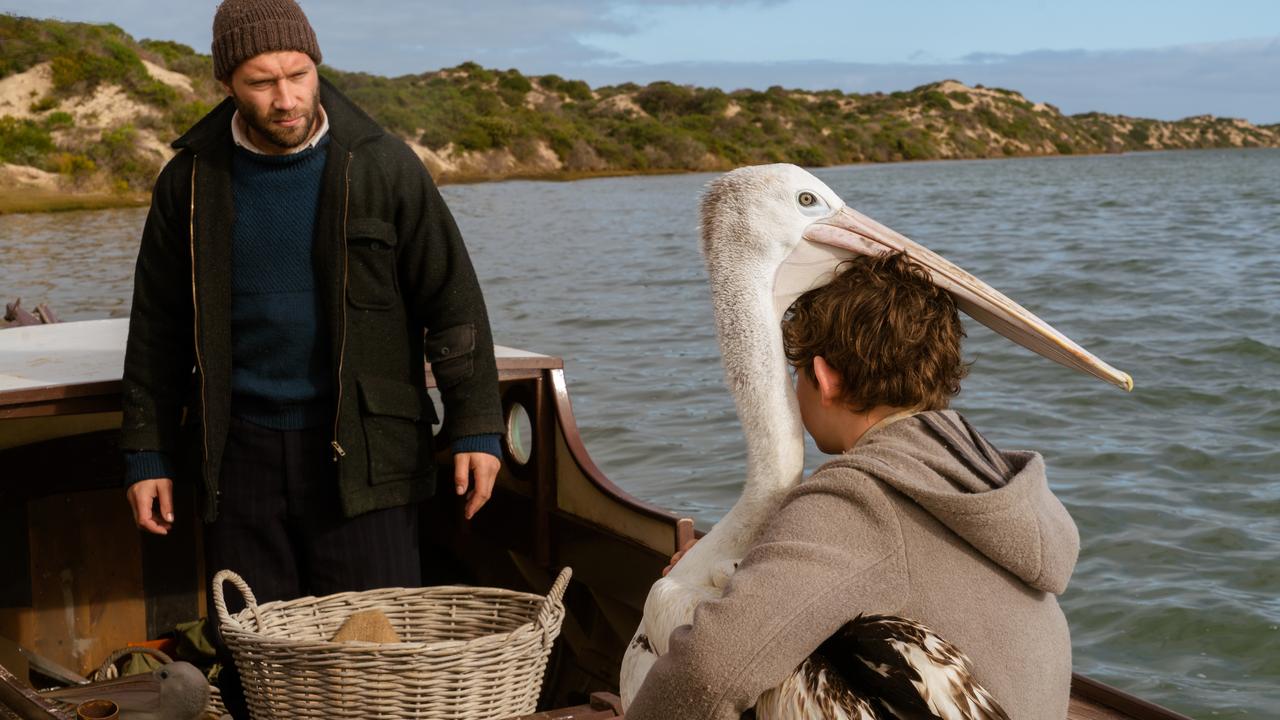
[212,567,572,720]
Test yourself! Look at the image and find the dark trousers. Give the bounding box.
[208,417,422,717]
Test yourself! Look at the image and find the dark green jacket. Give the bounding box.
[120,78,503,521]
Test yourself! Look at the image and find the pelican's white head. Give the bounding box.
[701,163,843,271]
[700,163,1133,391]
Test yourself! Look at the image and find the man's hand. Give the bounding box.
[454,452,501,520]
[662,537,698,577]
[127,478,175,535]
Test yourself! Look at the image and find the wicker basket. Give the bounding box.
[212,567,572,720]
[89,646,227,719]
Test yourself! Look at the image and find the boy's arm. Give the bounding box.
[625,471,908,720]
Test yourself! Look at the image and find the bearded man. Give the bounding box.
[120,3,503,707]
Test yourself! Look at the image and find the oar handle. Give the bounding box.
[675,517,696,552]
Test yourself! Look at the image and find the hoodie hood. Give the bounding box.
[821,410,1079,594]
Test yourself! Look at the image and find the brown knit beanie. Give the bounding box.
[211,0,322,81]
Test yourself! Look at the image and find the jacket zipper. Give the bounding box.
[331,151,354,460]
[189,156,213,508]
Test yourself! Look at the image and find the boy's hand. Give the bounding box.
[127,478,174,535]
[662,538,698,576]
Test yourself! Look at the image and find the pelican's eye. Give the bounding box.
[796,190,829,217]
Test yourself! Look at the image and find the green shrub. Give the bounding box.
[454,123,494,152]
[0,117,55,166]
[791,145,828,166]
[137,78,179,107]
[43,111,74,130]
[49,37,144,92]
[138,39,196,65]
[552,80,586,102]
[635,82,696,116]
[419,126,452,150]
[89,123,158,189]
[55,151,96,176]
[476,116,519,148]
[497,72,532,94]
[29,96,58,113]
[169,100,213,135]
[921,90,951,112]
[455,61,495,84]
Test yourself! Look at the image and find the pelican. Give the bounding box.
[619,164,1131,714]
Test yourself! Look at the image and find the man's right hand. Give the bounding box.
[127,478,175,535]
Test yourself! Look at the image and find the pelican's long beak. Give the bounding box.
[775,205,1133,391]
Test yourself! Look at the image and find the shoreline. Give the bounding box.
[1,145,1273,215]
[0,189,148,215]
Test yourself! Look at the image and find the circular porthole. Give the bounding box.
[505,402,533,466]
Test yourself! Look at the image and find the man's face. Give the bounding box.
[224,51,320,153]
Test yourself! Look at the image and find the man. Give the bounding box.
[121,0,502,623]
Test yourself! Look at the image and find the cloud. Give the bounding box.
[573,36,1280,123]
[1,0,783,77]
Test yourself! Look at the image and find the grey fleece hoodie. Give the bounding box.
[626,410,1080,720]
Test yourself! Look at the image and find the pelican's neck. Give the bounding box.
[707,256,806,539]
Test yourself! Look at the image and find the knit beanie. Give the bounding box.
[211,0,322,81]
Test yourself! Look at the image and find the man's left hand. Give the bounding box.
[454,452,501,519]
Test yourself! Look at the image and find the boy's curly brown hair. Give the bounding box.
[782,252,969,412]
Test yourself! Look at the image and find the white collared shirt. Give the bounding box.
[231,104,330,155]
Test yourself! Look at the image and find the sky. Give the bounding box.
[3,0,1278,123]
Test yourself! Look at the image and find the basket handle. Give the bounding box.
[535,567,573,629]
[212,569,265,632]
[93,646,174,681]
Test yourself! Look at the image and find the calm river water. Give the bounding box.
[2,148,1277,718]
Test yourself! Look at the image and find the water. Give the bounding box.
[2,148,1277,717]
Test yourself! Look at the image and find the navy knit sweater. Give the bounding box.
[125,137,499,484]
[228,137,332,428]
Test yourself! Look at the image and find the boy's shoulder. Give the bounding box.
[786,455,897,512]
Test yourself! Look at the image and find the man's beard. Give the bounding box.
[233,87,320,151]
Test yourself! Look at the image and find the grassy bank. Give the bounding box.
[2,14,1278,209]
[0,187,147,214]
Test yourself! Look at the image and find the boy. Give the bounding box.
[629,252,1079,719]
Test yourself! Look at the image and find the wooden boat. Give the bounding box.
[0,319,1191,719]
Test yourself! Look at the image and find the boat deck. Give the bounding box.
[0,319,1190,720]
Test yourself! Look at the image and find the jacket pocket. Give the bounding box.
[357,376,437,485]
[346,218,398,310]
[425,324,476,389]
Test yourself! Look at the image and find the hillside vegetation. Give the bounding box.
[2,14,1277,208]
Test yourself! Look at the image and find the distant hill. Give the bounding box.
[2,14,1277,209]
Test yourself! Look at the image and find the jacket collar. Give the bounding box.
[173,76,384,153]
